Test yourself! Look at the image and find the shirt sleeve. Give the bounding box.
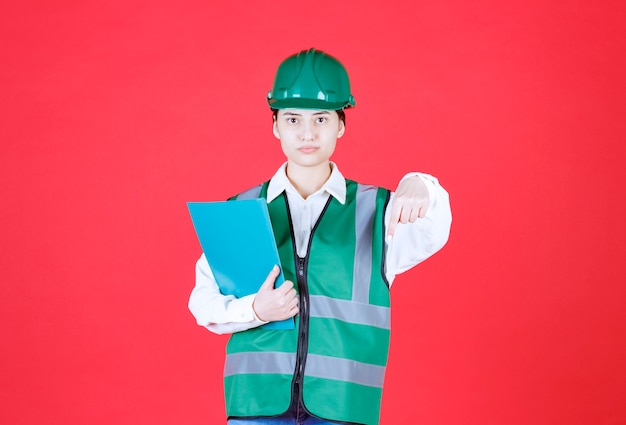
[188,254,268,335]
[384,172,452,284]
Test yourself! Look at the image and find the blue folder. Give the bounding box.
[187,199,294,330]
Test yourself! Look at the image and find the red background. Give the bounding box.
[1,1,625,424]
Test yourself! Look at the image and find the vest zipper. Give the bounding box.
[293,256,309,391]
[286,195,332,415]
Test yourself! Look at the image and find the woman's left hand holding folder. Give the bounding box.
[253,265,299,322]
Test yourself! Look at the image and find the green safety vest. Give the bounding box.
[225,179,391,425]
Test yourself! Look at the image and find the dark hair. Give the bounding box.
[271,108,346,125]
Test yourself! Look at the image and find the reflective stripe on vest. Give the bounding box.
[224,351,296,377]
[225,351,385,388]
[353,184,378,303]
[309,295,390,329]
[235,184,263,200]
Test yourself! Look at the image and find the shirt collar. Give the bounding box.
[266,162,347,204]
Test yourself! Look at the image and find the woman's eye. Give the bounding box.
[288,118,297,124]
[316,117,327,124]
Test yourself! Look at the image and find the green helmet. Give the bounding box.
[267,48,356,110]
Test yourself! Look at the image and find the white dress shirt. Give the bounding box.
[188,162,452,334]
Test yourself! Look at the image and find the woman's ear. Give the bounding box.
[273,120,281,139]
[337,121,345,138]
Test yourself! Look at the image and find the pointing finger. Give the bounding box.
[387,203,402,238]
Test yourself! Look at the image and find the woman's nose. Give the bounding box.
[300,122,315,141]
